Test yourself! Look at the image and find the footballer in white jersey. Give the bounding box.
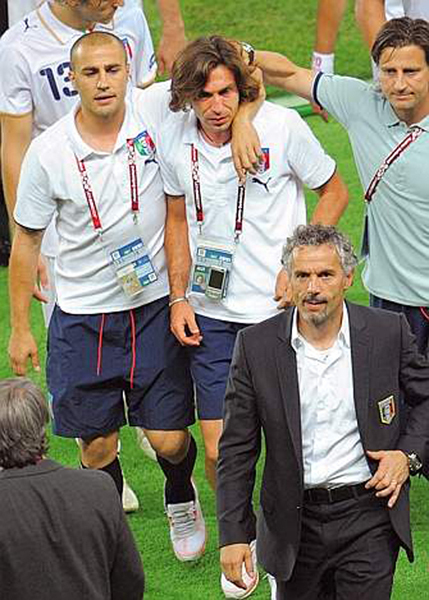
[0,1,156,138]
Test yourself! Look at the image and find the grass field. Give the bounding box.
[0,1,428,598]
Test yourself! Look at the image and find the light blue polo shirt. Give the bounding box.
[314,73,429,306]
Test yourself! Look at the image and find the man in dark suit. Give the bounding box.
[217,224,429,599]
[0,377,145,600]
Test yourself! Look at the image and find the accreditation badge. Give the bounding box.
[378,395,396,425]
[191,237,234,301]
[110,237,158,297]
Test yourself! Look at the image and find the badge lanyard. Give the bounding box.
[365,127,423,203]
[190,144,246,241]
[75,138,139,234]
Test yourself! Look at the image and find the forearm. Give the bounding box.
[355,0,387,50]
[165,197,192,298]
[9,226,43,332]
[156,0,185,35]
[310,172,349,225]
[1,113,33,226]
[254,51,313,100]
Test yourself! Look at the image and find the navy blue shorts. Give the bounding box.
[370,294,429,355]
[188,314,250,420]
[47,297,194,438]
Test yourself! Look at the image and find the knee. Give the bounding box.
[145,429,189,463]
[204,443,219,468]
[80,434,118,469]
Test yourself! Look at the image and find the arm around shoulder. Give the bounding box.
[254,50,314,100]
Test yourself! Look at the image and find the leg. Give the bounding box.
[80,430,124,497]
[199,419,223,490]
[126,299,204,561]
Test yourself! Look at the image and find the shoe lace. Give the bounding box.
[168,502,197,539]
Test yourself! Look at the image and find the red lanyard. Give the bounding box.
[365,127,423,203]
[75,138,139,231]
[191,144,246,240]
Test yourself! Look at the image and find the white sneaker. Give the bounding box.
[221,539,259,599]
[136,428,157,461]
[165,482,206,562]
[266,573,277,600]
[122,478,139,513]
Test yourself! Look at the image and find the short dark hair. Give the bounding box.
[0,379,49,469]
[372,17,429,65]
[70,31,127,69]
[169,36,260,112]
[281,224,358,276]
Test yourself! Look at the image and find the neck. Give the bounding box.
[75,107,125,153]
[297,310,343,351]
[199,124,231,147]
[49,1,94,32]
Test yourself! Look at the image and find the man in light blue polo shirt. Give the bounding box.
[237,16,429,354]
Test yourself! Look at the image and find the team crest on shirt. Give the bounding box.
[121,37,133,61]
[256,147,270,174]
[134,131,156,158]
[378,395,396,425]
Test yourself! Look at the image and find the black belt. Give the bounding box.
[303,482,371,504]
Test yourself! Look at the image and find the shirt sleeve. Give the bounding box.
[14,138,57,229]
[157,135,185,197]
[283,110,336,190]
[0,41,33,116]
[110,507,145,600]
[312,73,369,129]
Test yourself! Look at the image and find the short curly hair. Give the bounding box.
[169,36,260,112]
[281,224,358,276]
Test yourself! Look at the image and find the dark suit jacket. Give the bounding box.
[0,459,145,600]
[217,302,429,580]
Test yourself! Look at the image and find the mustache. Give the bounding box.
[304,294,327,303]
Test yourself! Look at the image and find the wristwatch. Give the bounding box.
[405,452,423,475]
[240,42,255,66]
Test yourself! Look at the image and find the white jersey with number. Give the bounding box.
[0,0,156,138]
[0,0,156,257]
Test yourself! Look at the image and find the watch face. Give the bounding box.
[408,452,423,474]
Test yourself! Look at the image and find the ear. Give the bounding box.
[344,269,354,291]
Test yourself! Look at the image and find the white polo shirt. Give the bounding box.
[292,305,371,488]
[7,1,39,26]
[157,98,336,324]
[14,86,170,314]
[0,0,156,137]
[0,0,156,258]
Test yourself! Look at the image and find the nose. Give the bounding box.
[307,274,321,294]
[211,94,224,113]
[97,70,109,90]
[393,71,407,91]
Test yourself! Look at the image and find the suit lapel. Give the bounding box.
[276,310,303,473]
[348,302,371,449]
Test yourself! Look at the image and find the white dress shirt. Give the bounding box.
[292,305,372,489]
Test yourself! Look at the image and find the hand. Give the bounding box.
[8,329,40,375]
[231,115,263,183]
[365,450,409,508]
[220,543,256,591]
[32,254,49,304]
[274,268,292,309]
[157,29,186,75]
[310,101,329,122]
[170,301,202,346]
